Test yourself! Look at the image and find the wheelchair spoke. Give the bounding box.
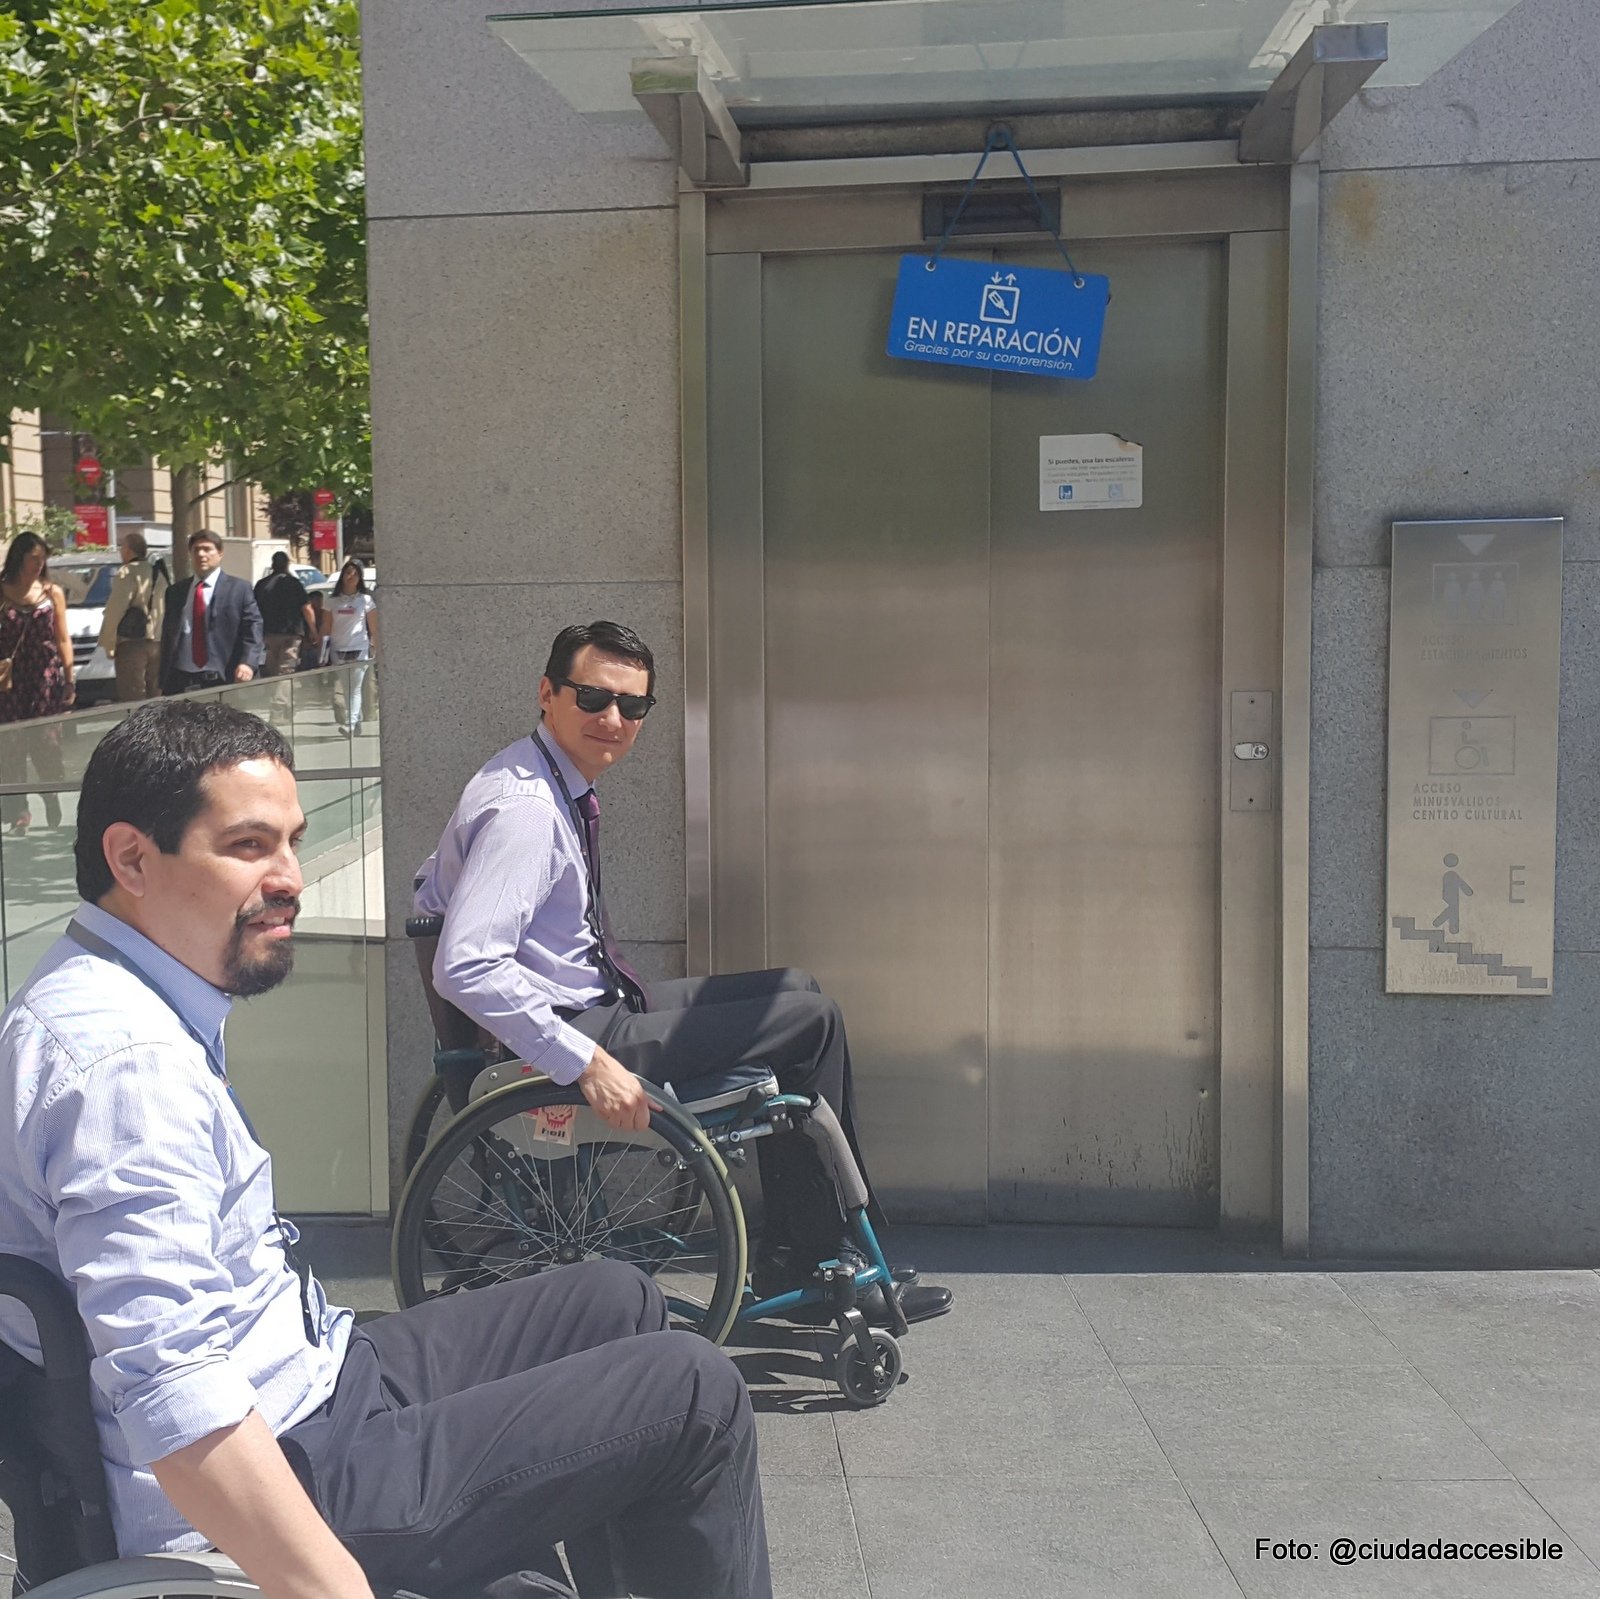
[408,1103,726,1326]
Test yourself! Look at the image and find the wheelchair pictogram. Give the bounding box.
[1428,715,1515,777]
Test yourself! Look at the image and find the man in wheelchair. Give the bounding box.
[413,621,951,1326]
[0,701,771,1599]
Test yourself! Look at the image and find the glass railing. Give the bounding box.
[0,664,387,1215]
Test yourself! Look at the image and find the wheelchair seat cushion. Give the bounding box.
[662,1063,781,1115]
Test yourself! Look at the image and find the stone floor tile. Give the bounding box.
[1335,1271,1600,1367]
[1121,1364,1509,1483]
[765,1477,871,1599]
[834,1358,1173,1483]
[1190,1478,1600,1597]
[1526,1482,1600,1568]
[729,1323,847,1479]
[1420,1363,1600,1479]
[848,1478,1246,1599]
[1071,1273,1399,1367]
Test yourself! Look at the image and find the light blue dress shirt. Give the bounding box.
[413,731,607,1084]
[0,901,352,1555]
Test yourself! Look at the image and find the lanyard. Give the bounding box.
[64,920,320,1346]
[532,730,610,963]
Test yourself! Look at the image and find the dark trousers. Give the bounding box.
[164,668,226,694]
[282,1261,770,1599]
[568,968,870,1262]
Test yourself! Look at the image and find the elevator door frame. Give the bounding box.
[681,142,1317,1245]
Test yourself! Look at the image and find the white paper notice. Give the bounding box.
[1039,433,1143,511]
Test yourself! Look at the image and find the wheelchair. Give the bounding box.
[394,916,910,1406]
[0,1253,259,1598]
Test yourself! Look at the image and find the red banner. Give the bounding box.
[73,504,110,547]
[312,517,337,552]
[76,456,103,489]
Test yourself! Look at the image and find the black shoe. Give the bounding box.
[839,1243,920,1287]
[751,1245,805,1302]
[869,1282,954,1327]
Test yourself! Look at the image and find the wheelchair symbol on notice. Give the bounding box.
[1058,484,1074,501]
[981,275,1020,325]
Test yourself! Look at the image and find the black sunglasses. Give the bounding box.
[552,677,656,721]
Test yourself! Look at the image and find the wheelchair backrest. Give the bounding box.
[404,915,483,1053]
[0,1255,119,1590]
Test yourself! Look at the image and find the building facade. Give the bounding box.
[364,0,1600,1262]
[2,410,279,550]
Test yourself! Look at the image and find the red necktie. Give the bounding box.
[192,579,208,668]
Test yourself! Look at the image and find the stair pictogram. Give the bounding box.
[1391,916,1548,990]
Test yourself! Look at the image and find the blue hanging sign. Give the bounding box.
[887,255,1110,380]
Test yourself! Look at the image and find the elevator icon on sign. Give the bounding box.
[980,275,1020,325]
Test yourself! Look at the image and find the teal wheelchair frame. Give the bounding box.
[399,917,908,1405]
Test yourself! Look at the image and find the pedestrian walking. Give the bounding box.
[97,530,170,702]
[159,530,263,694]
[0,531,74,834]
[322,560,377,735]
[253,552,316,677]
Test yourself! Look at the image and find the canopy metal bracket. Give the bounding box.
[632,56,748,187]
[1238,21,1388,164]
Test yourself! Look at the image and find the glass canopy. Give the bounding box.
[489,0,1523,127]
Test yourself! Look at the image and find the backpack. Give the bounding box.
[116,557,169,640]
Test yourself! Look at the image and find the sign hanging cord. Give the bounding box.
[927,123,1085,288]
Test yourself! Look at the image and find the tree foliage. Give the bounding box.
[0,0,368,500]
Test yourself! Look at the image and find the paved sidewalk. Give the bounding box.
[8,1223,1600,1598]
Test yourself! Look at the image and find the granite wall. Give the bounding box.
[1310,0,1600,1260]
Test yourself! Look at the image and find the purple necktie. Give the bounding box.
[575,788,649,1012]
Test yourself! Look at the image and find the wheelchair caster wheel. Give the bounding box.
[834,1326,902,1407]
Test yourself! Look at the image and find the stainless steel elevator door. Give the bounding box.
[989,239,1224,1224]
[754,240,1225,1226]
[760,252,992,1222]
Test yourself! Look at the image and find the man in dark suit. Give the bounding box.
[160,530,264,694]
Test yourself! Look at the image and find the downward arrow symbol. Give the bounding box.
[1454,689,1492,709]
[1458,532,1496,555]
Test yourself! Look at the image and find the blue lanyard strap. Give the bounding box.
[64,920,320,1347]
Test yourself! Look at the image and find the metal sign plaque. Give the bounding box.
[1386,518,1563,995]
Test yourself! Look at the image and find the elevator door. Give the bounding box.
[719,229,1233,1226]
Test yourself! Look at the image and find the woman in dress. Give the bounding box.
[0,532,75,832]
[322,559,377,735]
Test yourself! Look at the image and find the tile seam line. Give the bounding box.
[1059,1275,1250,1598]
[1323,153,1600,178]
[1364,1322,1535,1501]
[829,1398,875,1599]
[368,203,676,223]
[1525,1485,1600,1574]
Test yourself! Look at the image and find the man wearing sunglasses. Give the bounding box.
[415,620,952,1326]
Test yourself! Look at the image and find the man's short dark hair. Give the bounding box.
[75,701,294,902]
[270,550,290,572]
[188,529,222,553]
[543,622,656,698]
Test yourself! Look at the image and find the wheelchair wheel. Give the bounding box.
[834,1326,903,1407]
[401,1073,450,1176]
[20,1552,257,1597]
[392,1078,746,1344]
